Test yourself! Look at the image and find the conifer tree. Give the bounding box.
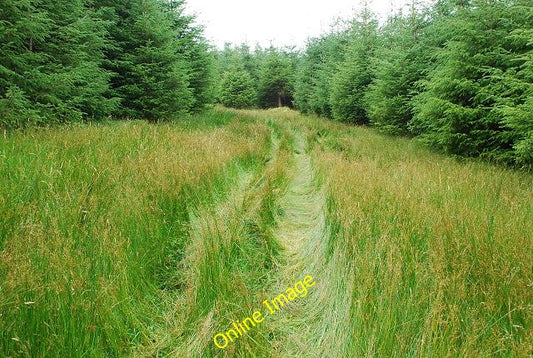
[167,0,214,112]
[0,0,114,126]
[411,0,531,163]
[98,0,193,120]
[294,31,348,117]
[0,0,49,127]
[219,66,257,109]
[257,49,295,108]
[365,2,428,135]
[213,43,259,106]
[494,1,533,167]
[330,7,378,124]
[42,0,116,120]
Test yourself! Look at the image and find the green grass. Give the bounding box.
[1,108,531,357]
[0,113,271,356]
[306,116,533,356]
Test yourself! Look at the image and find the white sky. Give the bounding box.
[185,0,412,49]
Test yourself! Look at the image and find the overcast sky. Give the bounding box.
[185,0,411,49]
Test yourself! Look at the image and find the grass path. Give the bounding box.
[266,126,332,356]
[135,121,288,357]
[138,168,255,356]
[140,122,337,356]
[1,108,531,356]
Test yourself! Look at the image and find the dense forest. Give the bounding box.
[0,0,213,126]
[214,0,533,168]
[1,0,532,168]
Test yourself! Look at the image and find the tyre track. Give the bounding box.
[266,126,332,356]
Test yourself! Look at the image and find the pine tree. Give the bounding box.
[0,86,39,127]
[92,0,214,121]
[411,0,532,163]
[167,0,214,112]
[0,0,114,126]
[494,1,533,167]
[105,0,193,120]
[0,0,50,127]
[365,3,428,135]
[43,0,117,120]
[294,31,348,117]
[213,43,259,106]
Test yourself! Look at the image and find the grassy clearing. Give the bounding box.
[1,107,531,357]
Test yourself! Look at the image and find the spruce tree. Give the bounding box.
[494,1,533,167]
[0,0,114,126]
[103,0,193,120]
[0,0,49,127]
[167,0,214,112]
[213,43,259,106]
[219,66,257,109]
[295,31,348,117]
[42,0,117,120]
[411,0,531,163]
[257,49,295,108]
[365,3,428,135]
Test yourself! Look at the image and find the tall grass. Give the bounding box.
[137,116,292,357]
[1,107,531,357]
[307,117,533,356]
[0,114,270,356]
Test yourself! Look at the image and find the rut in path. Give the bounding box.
[266,126,332,355]
[136,123,340,357]
[135,125,286,357]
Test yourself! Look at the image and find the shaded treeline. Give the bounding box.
[0,0,213,127]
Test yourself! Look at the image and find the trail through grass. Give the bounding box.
[1,108,531,357]
[264,126,331,355]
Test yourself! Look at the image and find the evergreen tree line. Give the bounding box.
[213,44,297,109]
[296,0,533,168]
[3,0,531,167]
[215,0,532,168]
[0,0,213,127]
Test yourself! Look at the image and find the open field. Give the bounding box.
[1,108,532,357]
